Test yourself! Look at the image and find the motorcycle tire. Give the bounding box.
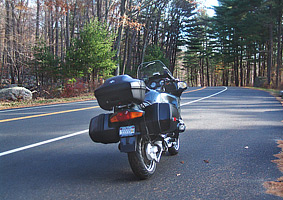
[127,136,156,180]
[168,137,180,155]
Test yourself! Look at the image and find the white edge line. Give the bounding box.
[181,86,228,106]
[0,87,228,157]
[0,129,88,157]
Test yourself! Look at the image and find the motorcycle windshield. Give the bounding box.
[137,60,173,81]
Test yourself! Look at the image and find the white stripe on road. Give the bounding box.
[0,129,88,157]
[0,87,227,157]
[181,87,228,106]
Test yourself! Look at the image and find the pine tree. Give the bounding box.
[65,20,116,79]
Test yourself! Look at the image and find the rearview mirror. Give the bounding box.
[174,81,187,97]
[177,81,187,90]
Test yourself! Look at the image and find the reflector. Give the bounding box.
[110,111,143,123]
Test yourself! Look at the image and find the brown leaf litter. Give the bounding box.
[264,140,283,197]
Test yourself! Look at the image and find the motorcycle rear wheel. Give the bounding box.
[168,137,180,155]
[127,136,156,180]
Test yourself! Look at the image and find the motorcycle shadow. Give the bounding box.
[60,144,181,183]
[59,146,139,182]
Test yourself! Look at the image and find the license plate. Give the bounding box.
[119,125,135,137]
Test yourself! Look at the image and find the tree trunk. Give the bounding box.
[66,0,70,49]
[154,8,161,46]
[222,66,225,86]
[35,0,40,85]
[55,2,59,60]
[50,8,54,55]
[240,45,243,86]
[114,0,127,76]
[171,32,179,73]
[71,0,77,40]
[36,0,40,40]
[234,54,239,87]
[225,67,229,86]
[195,68,198,86]
[263,44,267,77]
[247,52,251,86]
[206,57,210,87]
[97,0,101,21]
[5,0,15,84]
[253,50,257,86]
[85,0,90,22]
[0,54,4,85]
[61,16,64,62]
[122,27,129,75]
[276,2,282,88]
[200,57,204,87]
[141,12,150,64]
[126,30,137,73]
[104,0,113,23]
[11,1,21,84]
[267,6,273,86]
[44,7,48,42]
[258,44,262,77]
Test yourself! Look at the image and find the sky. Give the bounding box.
[199,0,219,16]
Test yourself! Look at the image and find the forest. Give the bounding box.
[0,0,282,98]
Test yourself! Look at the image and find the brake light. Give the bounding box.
[110,110,144,123]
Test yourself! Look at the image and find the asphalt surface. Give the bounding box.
[1,87,283,200]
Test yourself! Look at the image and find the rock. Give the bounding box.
[254,76,267,87]
[0,87,32,101]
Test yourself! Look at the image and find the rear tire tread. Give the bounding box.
[127,136,156,180]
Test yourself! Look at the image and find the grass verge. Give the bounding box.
[245,87,283,105]
[0,93,95,110]
[246,87,280,96]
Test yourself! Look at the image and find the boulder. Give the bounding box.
[0,87,32,101]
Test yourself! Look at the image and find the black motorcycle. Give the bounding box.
[89,60,187,179]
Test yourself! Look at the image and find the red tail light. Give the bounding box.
[110,110,144,123]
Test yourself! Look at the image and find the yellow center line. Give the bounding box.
[183,87,207,94]
[0,106,99,123]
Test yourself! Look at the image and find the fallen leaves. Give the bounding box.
[264,140,283,197]
[264,181,283,197]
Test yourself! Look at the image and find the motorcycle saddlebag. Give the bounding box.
[95,75,146,111]
[145,103,179,134]
[89,113,119,144]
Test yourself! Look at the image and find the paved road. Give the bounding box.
[1,87,283,200]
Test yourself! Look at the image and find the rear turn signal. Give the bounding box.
[110,110,144,123]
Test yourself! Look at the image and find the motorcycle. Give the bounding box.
[89,60,187,179]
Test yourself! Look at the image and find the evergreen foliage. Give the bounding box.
[33,41,61,84]
[183,0,283,87]
[65,20,116,78]
[144,45,169,67]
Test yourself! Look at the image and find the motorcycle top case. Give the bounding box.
[89,113,119,144]
[95,75,146,111]
[145,103,179,134]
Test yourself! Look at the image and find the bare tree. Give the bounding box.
[114,0,127,76]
